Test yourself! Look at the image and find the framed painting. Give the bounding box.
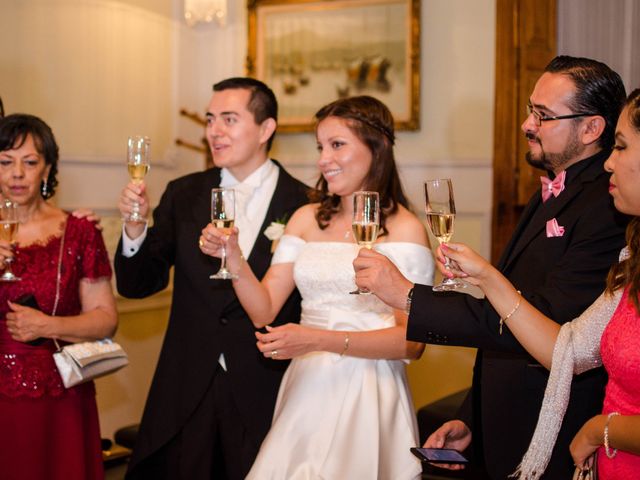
[247,0,420,132]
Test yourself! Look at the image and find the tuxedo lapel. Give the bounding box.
[247,160,306,266]
[194,169,222,222]
[497,193,542,270]
[502,185,582,269]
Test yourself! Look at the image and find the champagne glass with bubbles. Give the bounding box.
[350,191,379,295]
[424,179,466,291]
[0,199,21,282]
[126,135,150,223]
[209,188,237,280]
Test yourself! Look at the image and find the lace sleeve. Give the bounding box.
[77,218,113,281]
[271,235,305,265]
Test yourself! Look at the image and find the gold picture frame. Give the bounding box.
[247,0,420,133]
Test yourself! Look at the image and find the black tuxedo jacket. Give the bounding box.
[407,151,629,479]
[114,161,308,475]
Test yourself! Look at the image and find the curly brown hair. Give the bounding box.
[606,88,640,313]
[309,96,409,235]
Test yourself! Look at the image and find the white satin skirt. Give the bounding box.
[246,308,422,480]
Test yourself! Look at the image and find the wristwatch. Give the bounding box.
[405,287,414,315]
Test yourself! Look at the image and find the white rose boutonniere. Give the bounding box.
[264,216,288,253]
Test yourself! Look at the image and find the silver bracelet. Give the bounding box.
[405,287,414,316]
[604,411,620,459]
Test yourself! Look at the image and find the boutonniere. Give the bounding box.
[264,215,288,253]
[546,218,565,238]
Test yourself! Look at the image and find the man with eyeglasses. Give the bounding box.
[353,56,630,478]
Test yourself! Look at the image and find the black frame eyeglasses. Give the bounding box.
[526,103,597,127]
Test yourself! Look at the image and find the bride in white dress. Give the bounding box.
[199,96,434,479]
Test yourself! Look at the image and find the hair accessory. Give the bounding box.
[340,333,350,356]
[351,111,395,145]
[499,290,522,335]
[604,411,619,459]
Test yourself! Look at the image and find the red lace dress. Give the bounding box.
[0,216,112,480]
[598,287,640,479]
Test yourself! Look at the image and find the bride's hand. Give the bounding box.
[256,324,318,360]
[199,224,240,259]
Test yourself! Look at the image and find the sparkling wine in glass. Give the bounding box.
[209,188,237,280]
[0,199,21,282]
[350,191,379,295]
[424,179,466,291]
[126,135,150,223]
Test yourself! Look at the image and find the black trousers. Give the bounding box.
[127,366,261,480]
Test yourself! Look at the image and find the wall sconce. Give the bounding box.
[184,0,227,27]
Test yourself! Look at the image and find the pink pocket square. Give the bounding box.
[546,218,565,237]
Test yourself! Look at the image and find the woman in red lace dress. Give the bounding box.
[430,89,640,479]
[0,114,117,480]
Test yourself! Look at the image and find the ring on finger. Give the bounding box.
[271,350,278,359]
[199,239,204,248]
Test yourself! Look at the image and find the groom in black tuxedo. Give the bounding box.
[115,77,308,479]
[353,56,629,478]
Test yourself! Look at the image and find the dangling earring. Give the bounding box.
[41,178,49,197]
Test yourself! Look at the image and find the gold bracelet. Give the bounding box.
[499,290,522,335]
[340,333,350,356]
[604,411,620,459]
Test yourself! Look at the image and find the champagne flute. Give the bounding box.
[209,188,237,280]
[350,191,379,295]
[0,199,21,282]
[126,135,151,223]
[424,179,466,291]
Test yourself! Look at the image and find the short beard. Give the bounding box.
[525,127,584,172]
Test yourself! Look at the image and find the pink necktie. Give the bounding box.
[540,170,566,202]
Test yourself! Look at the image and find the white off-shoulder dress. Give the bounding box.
[247,235,435,480]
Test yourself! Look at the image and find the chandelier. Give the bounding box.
[184,0,227,27]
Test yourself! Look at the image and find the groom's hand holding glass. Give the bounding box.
[118,135,150,240]
[118,180,150,240]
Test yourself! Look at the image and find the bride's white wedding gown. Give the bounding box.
[247,235,434,480]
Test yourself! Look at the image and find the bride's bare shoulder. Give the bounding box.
[285,203,320,236]
[385,205,429,246]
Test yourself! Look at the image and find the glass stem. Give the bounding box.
[220,244,227,272]
[441,243,457,283]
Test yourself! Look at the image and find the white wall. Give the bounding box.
[1,0,496,437]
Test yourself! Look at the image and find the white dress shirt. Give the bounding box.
[121,159,281,371]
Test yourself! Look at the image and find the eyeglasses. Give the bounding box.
[526,103,597,127]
